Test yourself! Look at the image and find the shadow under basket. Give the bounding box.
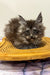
[0,37,50,61]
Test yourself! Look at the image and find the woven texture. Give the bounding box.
[0,37,50,61]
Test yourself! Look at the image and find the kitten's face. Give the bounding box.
[16,13,45,44]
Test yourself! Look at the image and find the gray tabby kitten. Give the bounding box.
[4,13,45,49]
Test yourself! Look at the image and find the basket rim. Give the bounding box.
[0,37,50,61]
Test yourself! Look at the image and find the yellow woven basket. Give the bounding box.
[0,37,50,61]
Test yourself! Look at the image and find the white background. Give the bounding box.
[0,0,50,37]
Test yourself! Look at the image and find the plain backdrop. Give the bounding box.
[0,0,50,37]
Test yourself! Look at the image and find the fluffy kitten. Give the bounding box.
[4,13,45,49]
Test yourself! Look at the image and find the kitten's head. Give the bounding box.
[16,13,45,45]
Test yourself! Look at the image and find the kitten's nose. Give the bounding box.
[30,34,33,39]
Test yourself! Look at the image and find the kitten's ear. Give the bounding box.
[36,12,42,23]
[19,15,27,25]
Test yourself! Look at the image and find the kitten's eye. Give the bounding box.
[25,30,30,35]
[33,30,39,34]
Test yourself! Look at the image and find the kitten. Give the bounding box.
[4,12,45,49]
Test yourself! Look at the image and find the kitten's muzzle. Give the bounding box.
[26,35,38,41]
[31,35,38,39]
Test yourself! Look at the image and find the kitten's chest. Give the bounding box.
[18,44,38,49]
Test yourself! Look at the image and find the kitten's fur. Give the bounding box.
[4,13,45,49]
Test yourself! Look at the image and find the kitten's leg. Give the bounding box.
[18,44,29,49]
[31,44,38,48]
[13,40,21,48]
